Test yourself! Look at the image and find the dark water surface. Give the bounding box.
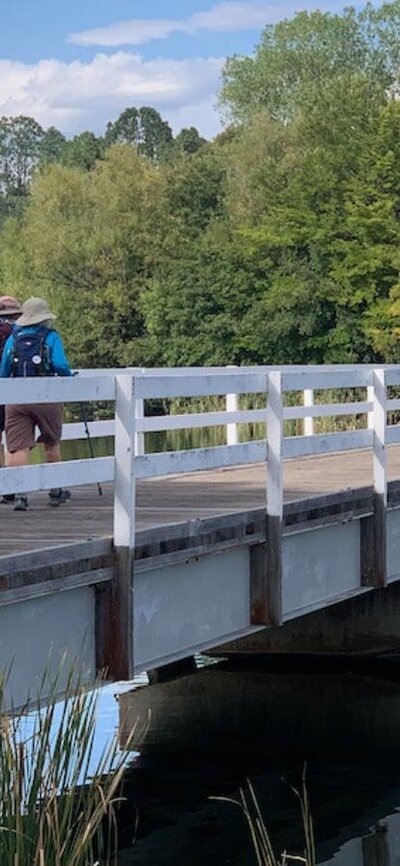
[94,656,400,865]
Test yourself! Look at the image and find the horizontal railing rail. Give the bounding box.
[0,366,400,592]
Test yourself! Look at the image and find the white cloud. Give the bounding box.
[68,1,275,47]
[0,53,223,138]
[68,0,343,47]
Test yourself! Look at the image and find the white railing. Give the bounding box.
[1,365,400,553]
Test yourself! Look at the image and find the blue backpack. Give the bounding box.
[10,326,53,377]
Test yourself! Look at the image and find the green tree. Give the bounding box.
[62,131,104,171]
[105,106,173,161]
[220,3,400,123]
[173,127,207,155]
[3,146,166,367]
[39,126,67,165]
[0,115,44,222]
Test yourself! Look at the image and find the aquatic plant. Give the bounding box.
[211,768,315,866]
[0,666,131,866]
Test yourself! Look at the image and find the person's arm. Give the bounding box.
[0,335,14,377]
[47,331,72,377]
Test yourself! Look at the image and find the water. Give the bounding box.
[28,424,262,464]
[81,655,400,865]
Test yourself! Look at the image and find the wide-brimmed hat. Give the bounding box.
[0,295,22,316]
[17,297,57,327]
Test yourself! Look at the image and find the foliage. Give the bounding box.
[105,106,173,162]
[220,3,400,123]
[3,1,400,367]
[0,666,130,866]
[61,131,105,171]
[173,127,207,155]
[10,146,167,367]
[0,116,44,223]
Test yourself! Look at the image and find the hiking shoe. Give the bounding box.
[14,496,28,512]
[1,494,15,503]
[48,488,71,507]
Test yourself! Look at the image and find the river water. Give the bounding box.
[85,654,400,866]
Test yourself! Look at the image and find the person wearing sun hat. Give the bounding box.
[0,297,72,512]
[0,295,22,476]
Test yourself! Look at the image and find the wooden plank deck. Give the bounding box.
[1,446,400,558]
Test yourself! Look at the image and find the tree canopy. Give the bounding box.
[2,1,400,369]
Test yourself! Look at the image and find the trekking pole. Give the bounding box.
[82,406,103,497]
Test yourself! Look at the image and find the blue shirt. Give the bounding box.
[0,326,72,378]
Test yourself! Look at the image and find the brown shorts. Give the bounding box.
[5,403,63,452]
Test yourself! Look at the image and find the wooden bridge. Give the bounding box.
[1,365,400,706]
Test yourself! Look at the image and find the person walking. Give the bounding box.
[0,296,22,486]
[0,297,72,512]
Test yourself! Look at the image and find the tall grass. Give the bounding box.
[211,769,315,866]
[0,666,132,866]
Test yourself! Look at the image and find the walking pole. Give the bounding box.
[82,409,103,497]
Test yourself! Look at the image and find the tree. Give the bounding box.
[2,146,167,367]
[62,131,104,171]
[105,106,173,161]
[173,127,207,155]
[39,126,67,165]
[220,3,400,123]
[0,115,44,222]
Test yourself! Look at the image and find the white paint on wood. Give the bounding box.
[373,369,387,502]
[138,408,267,433]
[135,398,145,457]
[0,456,114,496]
[135,441,267,479]
[367,384,374,430]
[282,369,372,391]
[0,375,114,405]
[386,426,400,444]
[303,388,314,436]
[136,372,267,400]
[267,372,283,519]
[284,400,371,420]
[114,375,136,548]
[62,420,115,441]
[226,365,239,445]
[283,428,371,459]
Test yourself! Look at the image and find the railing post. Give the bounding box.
[251,372,283,626]
[367,384,374,430]
[97,374,136,679]
[361,369,387,588]
[226,365,239,445]
[135,398,145,457]
[303,389,314,436]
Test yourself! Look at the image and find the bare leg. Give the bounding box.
[6,449,30,467]
[43,443,61,464]
[5,449,30,508]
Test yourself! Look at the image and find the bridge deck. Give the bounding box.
[1,446,400,558]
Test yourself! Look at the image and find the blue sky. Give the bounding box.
[0,0,350,139]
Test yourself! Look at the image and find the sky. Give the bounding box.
[0,0,351,140]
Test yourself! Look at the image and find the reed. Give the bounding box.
[211,767,315,866]
[0,666,131,866]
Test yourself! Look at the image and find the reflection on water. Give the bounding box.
[111,658,400,865]
[29,426,263,464]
